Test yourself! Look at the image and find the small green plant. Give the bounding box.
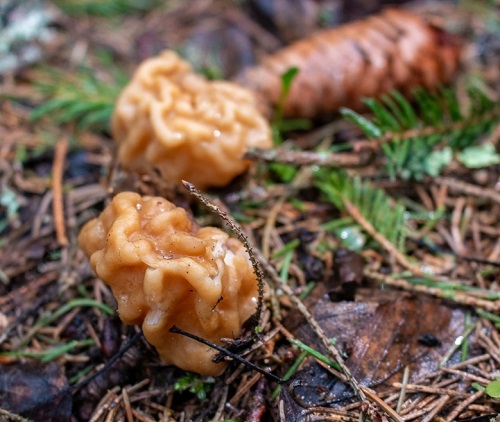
[30,52,128,132]
[485,379,500,398]
[174,373,215,400]
[342,84,500,180]
[269,67,311,182]
[315,169,408,251]
[271,66,312,142]
[288,338,341,370]
[16,298,114,349]
[476,309,500,328]
[271,350,307,400]
[0,186,20,225]
[457,143,500,168]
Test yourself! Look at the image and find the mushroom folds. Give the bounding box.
[78,192,259,375]
[112,51,272,189]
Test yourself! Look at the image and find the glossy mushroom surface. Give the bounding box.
[112,51,272,189]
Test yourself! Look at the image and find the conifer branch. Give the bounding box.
[30,55,127,131]
[315,169,408,251]
[342,198,423,276]
[342,86,500,180]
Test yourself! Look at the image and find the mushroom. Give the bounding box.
[111,51,272,189]
[78,192,259,375]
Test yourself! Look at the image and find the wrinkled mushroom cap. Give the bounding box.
[112,51,272,189]
[78,192,259,375]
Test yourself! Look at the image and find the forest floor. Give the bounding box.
[1,0,500,421]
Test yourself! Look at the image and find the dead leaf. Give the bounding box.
[347,296,466,386]
[286,294,468,411]
[0,361,72,422]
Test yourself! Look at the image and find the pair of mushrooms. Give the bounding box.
[80,51,270,375]
[80,9,461,376]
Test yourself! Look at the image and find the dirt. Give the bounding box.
[1,1,500,421]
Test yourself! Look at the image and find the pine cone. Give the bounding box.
[237,8,462,119]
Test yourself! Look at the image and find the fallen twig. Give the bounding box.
[445,390,484,422]
[182,180,266,326]
[181,182,377,412]
[436,176,500,204]
[245,147,370,168]
[52,138,68,246]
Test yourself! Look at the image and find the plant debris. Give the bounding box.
[1,1,500,421]
[0,361,72,421]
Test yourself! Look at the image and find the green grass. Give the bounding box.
[31,53,128,132]
[53,0,161,16]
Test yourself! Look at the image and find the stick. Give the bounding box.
[181,181,396,418]
[365,269,500,312]
[52,138,69,246]
[169,326,282,384]
[245,147,370,168]
[182,181,266,326]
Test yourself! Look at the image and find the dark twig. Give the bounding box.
[69,330,143,394]
[182,181,266,326]
[169,326,282,384]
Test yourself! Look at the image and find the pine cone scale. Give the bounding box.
[237,8,461,119]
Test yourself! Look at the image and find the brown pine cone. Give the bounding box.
[237,8,462,119]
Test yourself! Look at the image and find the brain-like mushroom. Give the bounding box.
[78,192,259,375]
[112,51,272,189]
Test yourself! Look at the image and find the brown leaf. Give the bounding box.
[289,295,467,389]
[347,296,466,385]
[0,361,72,422]
[327,249,365,301]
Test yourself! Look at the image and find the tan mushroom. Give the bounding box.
[112,51,272,189]
[78,192,259,375]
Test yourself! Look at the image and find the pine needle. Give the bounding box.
[53,0,160,17]
[30,54,128,132]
